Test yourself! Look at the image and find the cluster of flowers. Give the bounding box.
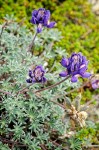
[91,75,99,89]
[59,52,91,82]
[31,8,55,33]
[26,8,99,89]
[26,65,46,84]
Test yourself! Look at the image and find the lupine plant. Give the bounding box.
[0,8,99,150]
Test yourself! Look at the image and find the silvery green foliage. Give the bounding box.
[69,138,82,150]
[0,17,81,150]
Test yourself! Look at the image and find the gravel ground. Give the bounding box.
[89,0,99,15]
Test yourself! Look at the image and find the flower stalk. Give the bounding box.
[27,32,37,54]
[35,75,70,93]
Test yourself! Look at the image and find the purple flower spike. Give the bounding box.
[26,65,47,84]
[92,80,99,89]
[91,75,99,89]
[31,8,56,33]
[59,52,91,82]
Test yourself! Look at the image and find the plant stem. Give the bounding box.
[0,21,9,46]
[0,76,70,96]
[0,22,8,39]
[40,144,47,150]
[65,81,89,95]
[35,76,70,93]
[17,83,33,94]
[27,32,37,54]
[0,136,26,147]
[0,89,12,96]
[50,99,65,109]
[52,80,90,101]
[84,145,99,148]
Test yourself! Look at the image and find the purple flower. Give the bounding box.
[91,75,99,89]
[59,52,91,82]
[26,65,47,83]
[31,8,56,33]
[91,80,99,89]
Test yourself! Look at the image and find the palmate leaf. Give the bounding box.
[0,142,10,150]
[73,94,82,111]
[69,137,82,150]
[64,97,72,108]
